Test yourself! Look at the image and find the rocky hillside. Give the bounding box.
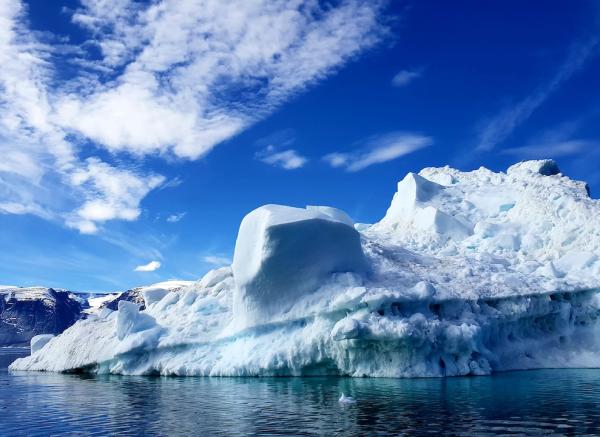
[0,287,82,346]
[0,281,195,346]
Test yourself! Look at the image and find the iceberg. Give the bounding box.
[10,160,600,377]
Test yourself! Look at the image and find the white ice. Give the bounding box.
[231,204,366,330]
[30,334,55,354]
[10,160,600,377]
[83,293,121,315]
[339,393,356,404]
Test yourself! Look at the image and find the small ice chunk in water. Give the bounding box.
[339,393,357,404]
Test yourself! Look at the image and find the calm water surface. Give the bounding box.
[2,348,600,436]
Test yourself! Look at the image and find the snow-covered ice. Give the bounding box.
[10,160,600,377]
[30,334,54,354]
[231,204,366,330]
[83,293,121,315]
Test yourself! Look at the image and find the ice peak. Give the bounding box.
[400,172,443,203]
[380,172,444,224]
[507,159,560,176]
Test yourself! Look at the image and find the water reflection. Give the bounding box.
[2,349,600,435]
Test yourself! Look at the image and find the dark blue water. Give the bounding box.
[2,349,600,436]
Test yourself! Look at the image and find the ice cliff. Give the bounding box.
[10,160,600,377]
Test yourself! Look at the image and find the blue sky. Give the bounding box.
[1,0,599,292]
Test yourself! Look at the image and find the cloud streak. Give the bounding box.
[502,140,594,159]
[203,255,231,267]
[166,212,186,223]
[324,132,432,172]
[476,36,600,152]
[391,68,423,87]
[257,146,308,170]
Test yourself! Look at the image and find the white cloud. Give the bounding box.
[203,255,231,266]
[134,260,161,272]
[0,1,164,234]
[166,212,186,223]
[322,152,350,168]
[55,0,388,159]
[0,0,387,233]
[66,158,165,233]
[324,132,432,172]
[476,37,599,151]
[160,177,184,189]
[502,140,593,158]
[501,120,598,159]
[391,68,422,87]
[257,146,308,170]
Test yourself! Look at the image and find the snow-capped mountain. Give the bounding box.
[103,281,194,312]
[0,282,193,347]
[11,160,600,377]
[0,287,82,346]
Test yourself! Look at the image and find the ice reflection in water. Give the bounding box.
[2,348,600,435]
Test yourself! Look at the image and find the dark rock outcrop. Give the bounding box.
[0,287,83,346]
[104,288,146,311]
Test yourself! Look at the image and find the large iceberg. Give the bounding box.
[10,160,600,377]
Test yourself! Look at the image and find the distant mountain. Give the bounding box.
[0,287,82,346]
[104,288,146,311]
[0,281,194,347]
[104,281,193,311]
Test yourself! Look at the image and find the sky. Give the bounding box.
[1,0,599,292]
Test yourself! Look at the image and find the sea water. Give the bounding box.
[2,348,600,435]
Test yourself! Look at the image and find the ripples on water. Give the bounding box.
[2,348,600,436]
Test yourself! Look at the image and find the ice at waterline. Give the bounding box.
[11,160,600,377]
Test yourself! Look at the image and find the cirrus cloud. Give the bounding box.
[203,255,232,267]
[324,132,432,172]
[256,146,308,170]
[391,68,423,87]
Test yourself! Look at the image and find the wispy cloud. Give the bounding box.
[257,146,308,170]
[502,118,597,159]
[134,260,161,272]
[0,0,388,233]
[160,177,184,190]
[324,132,432,172]
[203,255,231,267]
[476,36,600,152]
[502,140,593,158]
[166,212,186,223]
[391,68,423,87]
